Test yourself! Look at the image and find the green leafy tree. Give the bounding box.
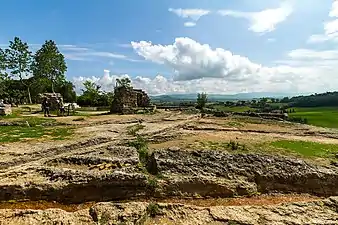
[0,48,7,96]
[33,40,67,93]
[77,80,101,106]
[196,92,208,110]
[116,77,132,88]
[5,37,33,104]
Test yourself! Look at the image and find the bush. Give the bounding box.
[288,117,308,124]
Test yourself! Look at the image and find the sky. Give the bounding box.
[1,0,337,95]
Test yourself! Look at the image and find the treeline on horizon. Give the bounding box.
[280,92,338,107]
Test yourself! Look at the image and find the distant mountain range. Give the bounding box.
[150,92,309,102]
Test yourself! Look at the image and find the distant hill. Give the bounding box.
[282,91,338,107]
[151,92,302,102]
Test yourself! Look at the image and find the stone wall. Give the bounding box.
[38,93,63,111]
[0,104,12,116]
[110,87,150,114]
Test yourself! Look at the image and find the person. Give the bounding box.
[42,97,50,117]
[57,100,65,116]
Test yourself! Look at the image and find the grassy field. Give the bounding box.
[0,117,74,143]
[289,107,338,128]
[270,140,338,158]
[212,105,256,112]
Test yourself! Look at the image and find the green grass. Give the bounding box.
[212,105,255,112]
[270,140,338,158]
[127,124,146,136]
[289,107,338,128]
[0,117,74,143]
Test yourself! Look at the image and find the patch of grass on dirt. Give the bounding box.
[289,107,338,128]
[270,140,338,158]
[127,124,146,136]
[0,117,74,143]
[128,135,149,163]
[147,203,160,217]
[0,126,45,142]
[49,127,74,140]
[186,140,247,151]
[212,105,255,112]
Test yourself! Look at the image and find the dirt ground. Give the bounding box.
[1,110,338,163]
[1,110,338,222]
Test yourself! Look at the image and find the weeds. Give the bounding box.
[127,135,149,163]
[147,203,160,217]
[127,124,145,136]
[227,140,246,151]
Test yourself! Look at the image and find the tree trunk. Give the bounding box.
[27,86,32,104]
[52,82,55,93]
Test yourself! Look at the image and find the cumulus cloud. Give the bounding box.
[168,8,210,27]
[131,37,263,82]
[72,37,338,96]
[308,0,338,43]
[218,3,293,34]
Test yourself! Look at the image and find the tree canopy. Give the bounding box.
[116,77,132,88]
[33,40,67,92]
[0,38,76,105]
[196,92,208,109]
[5,37,33,103]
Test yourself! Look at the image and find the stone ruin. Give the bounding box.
[110,87,151,114]
[38,93,63,111]
[0,99,12,116]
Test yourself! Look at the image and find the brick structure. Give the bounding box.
[110,87,151,114]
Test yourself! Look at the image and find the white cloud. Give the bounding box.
[116,43,132,48]
[288,48,338,60]
[184,22,196,27]
[267,38,276,42]
[168,8,210,27]
[131,37,263,82]
[61,46,144,62]
[308,0,338,43]
[132,37,338,94]
[218,3,293,34]
[168,8,210,21]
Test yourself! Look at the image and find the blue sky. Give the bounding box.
[1,0,337,94]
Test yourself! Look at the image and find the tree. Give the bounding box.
[5,37,33,104]
[116,77,132,88]
[33,40,67,93]
[0,48,7,95]
[77,80,101,106]
[196,92,208,110]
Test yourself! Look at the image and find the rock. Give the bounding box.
[110,86,150,114]
[38,93,63,111]
[0,209,95,225]
[89,202,148,225]
[0,198,337,225]
[0,100,12,115]
[147,149,338,197]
